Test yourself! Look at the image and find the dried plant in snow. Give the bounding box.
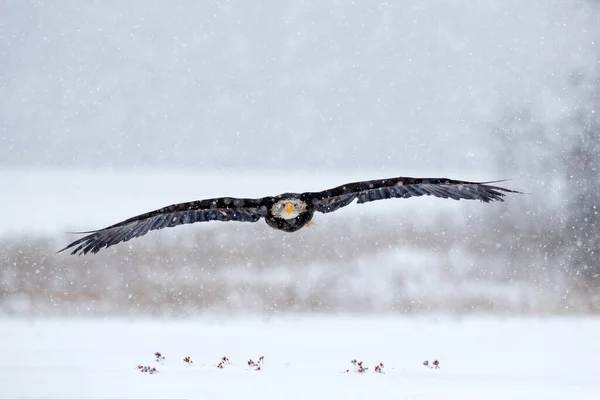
[347,359,368,373]
[183,356,193,365]
[423,359,440,369]
[155,352,165,364]
[217,356,231,369]
[138,365,159,374]
[345,359,386,374]
[247,355,264,371]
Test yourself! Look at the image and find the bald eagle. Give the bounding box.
[58,176,520,255]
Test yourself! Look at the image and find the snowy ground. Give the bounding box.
[1,316,597,399]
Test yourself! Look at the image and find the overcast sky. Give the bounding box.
[1,0,597,173]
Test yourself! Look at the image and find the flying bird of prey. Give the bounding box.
[58,176,521,255]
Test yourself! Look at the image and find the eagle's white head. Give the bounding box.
[271,198,307,220]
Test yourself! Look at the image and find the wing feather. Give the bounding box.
[58,197,268,255]
[310,177,521,213]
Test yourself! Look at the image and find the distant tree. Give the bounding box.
[483,71,600,295]
[563,73,600,288]
[484,107,565,283]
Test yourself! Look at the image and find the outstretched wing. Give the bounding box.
[308,177,521,214]
[58,197,268,255]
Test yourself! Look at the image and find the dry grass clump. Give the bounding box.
[0,213,592,315]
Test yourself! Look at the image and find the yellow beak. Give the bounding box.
[285,203,294,215]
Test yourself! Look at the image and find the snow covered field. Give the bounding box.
[1,316,597,399]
